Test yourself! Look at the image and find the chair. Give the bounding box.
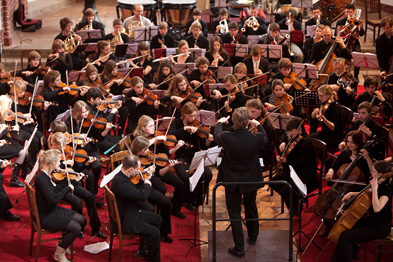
[340,105,353,135]
[110,150,130,172]
[364,0,382,46]
[375,228,393,262]
[104,185,140,262]
[25,181,74,262]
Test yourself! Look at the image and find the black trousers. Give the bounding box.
[96,135,121,155]
[139,210,162,262]
[145,186,172,236]
[270,170,299,213]
[153,171,184,212]
[0,173,12,216]
[11,124,43,164]
[225,187,259,252]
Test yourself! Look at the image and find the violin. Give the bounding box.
[96,98,118,111]
[0,72,12,84]
[149,131,193,148]
[82,113,117,130]
[140,150,185,167]
[33,65,50,75]
[283,72,307,91]
[180,91,203,104]
[63,144,97,163]
[65,132,97,145]
[224,86,239,113]
[89,79,110,96]
[318,99,332,121]
[5,111,29,124]
[130,168,149,184]
[238,77,249,93]
[52,168,84,182]
[186,120,211,139]
[248,117,265,134]
[138,88,165,107]
[200,70,216,84]
[274,93,294,114]
[17,92,57,107]
[57,82,80,96]
[277,135,303,170]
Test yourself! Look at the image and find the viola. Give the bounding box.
[200,70,216,84]
[89,79,110,96]
[277,135,303,170]
[65,132,97,145]
[83,113,117,130]
[186,119,211,139]
[274,93,294,114]
[149,131,193,148]
[180,91,203,104]
[33,65,50,75]
[5,111,28,124]
[140,150,185,167]
[283,72,307,91]
[130,168,149,184]
[17,92,57,107]
[96,98,118,111]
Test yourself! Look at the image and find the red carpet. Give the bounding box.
[0,167,201,262]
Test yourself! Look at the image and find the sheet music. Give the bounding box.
[189,158,205,192]
[189,146,222,171]
[289,165,307,197]
[100,164,123,188]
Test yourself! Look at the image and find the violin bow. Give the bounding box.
[60,140,72,189]
[29,77,39,116]
[153,116,159,167]
[155,69,188,89]
[82,52,113,70]
[12,61,19,134]
[69,106,76,162]
[164,108,177,137]
[85,101,103,138]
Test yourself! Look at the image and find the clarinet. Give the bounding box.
[161,34,165,48]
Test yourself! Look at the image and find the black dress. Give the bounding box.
[35,171,75,232]
[0,128,23,159]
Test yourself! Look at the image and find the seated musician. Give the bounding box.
[78,64,101,90]
[148,60,175,90]
[168,102,213,211]
[241,45,269,97]
[185,21,209,50]
[104,18,129,44]
[219,21,247,44]
[331,160,392,262]
[54,17,85,70]
[267,58,294,96]
[16,51,45,87]
[48,132,106,239]
[123,4,153,30]
[91,41,116,73]
[304,5,332,34]
[324,57,357,108]
[184,8,208,38]
[169,40,195,64]
[205,36,231,67]
[339,102,387,160]
[47,40,73,83]
[130,136,175,243]
[74,8,105,41]
[150,22,176,50]
[188,56,217,94]
[376,16,393,76]
[234,62,254,98]
[258,23,291,65]
[245,99,275,168]
[35,149,86,262]
[277,9,303,63]
[303,24,324,63]
[0,169,20,222]
[308,26,352,64]
[262,79,297,116]
[211,8,231,34]
[124,76,159,135]
[240,4,267,36]
[110,154,162,261]
[270,117,318,216]
[353,76,392,120]
[128,42,155,85]
[310,85,343,150]
[0,63,12,94]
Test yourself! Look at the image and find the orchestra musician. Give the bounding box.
[185,21,209,50]
[169,40,195,64]
[148,60,175,90]
[47,40,73,82]
[205,36,231,67]
[234,63,253,98]
[258,23,291,66]
[240,4,268,36]
[184,8,208,38]
[103,18,129,44]
[304,5,332,33]
[303,24,324,63]
[242,45,269,97]
[0,169,20,222]
[0,63,11,95]
[214,107,267,257]
[188,56,218,95]
[150,22,176,50]
[376,16,393,76]
[219,21,248,44]
[75,8,105,41]
[267,58,296,96]
[90,41,116,73]
[123,4,153,30]
[211,8,231,34]
[128,42,155,85]
[17,51,46,87]
[262,79,296,116]
[110,154,161,262]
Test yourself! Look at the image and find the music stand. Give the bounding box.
[292,0,313,8]
[68,71,86,83]
[292,63,319,80]
[154,117,174,131]
[152,48,166,60]
[134,26,158,42]
[114,44,128,57]
[77,29,101,41]
[73,43,87,53]
[189,48,206,59]
[204,83,224,98]
[270,113,302,130]
[352,52,380,69]
[174,63,196,76]
[196,110,216,126]
[216,67,233,80]
[214,0,226,7]
[224,44,248,57]
[281,30,304,44]
[248,35,262,48]
[126,43,138,55]
[257,44,283,60]
[294,90,321,108]
[83,43,98,54]
[306,25,317,37]
[207,33,218,43]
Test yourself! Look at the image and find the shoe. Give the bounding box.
[94,230,107,239]
[9,163,24,187]
[56,242,75,255]
[78,231,84,239]
[96,201,104,208]
[162,234,173,243]
[228,247,245,258]
[186,202,196,211]
[171,210,186,219]
[0,211,20,221]
[54,245,70,262]
[136,249,148,259]
[247,238,256,246]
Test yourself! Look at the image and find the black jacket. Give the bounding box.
[242,56,269,75]
[309,38,352,64]
[376,33,393,73]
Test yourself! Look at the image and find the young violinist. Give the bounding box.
[211,8,230,34]
[47,40,73,82]
[353,76,392,121]
[150,22,176,50]
[74,8,105,41]
[17,51,45,87]
[169,40,195,64]
[168,102,213,211]
[234,63,253,97]
[270,118,318,216]
[104,18,129,44]
[130,136,174,243]
[262,79,295,116]
[91,41,116,73]
[303,24,324,63]
[267,58,297,96]
[339,102,386,160]
[124,76,160,134]
[110,154,161,261]
[331,160,392,262]
[310,85,344,150]
[148,60,175,90]
[43,70,72,125]
[205,36,231,67]
[35,149,86,262]
[79,64,101,90]
[242,45,269,97]
[214,107,267,257]
[128,42,155,85]
[48,132,106,239]
[185,21,209,50]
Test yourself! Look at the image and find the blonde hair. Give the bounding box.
[0,95,12,124]
[11,78,27,94]
[38,149,61,172]
[133,115,154,138]
[318,84,338,101]
[72,100,89,121]
[48,132,67,149]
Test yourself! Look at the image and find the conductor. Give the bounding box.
[214,107,268,258]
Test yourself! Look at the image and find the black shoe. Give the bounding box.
[247,238,256,246]
[136,249,148,259]
[162,234,173,243]
[0,211,20,221]
[171,210,186,219]
[228,247,245,258]
[94,230,107,239]
[78,231,84,239]
[96,201,105,208]
[9,179,24,188]
[186,202,196,211]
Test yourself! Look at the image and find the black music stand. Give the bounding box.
[68,71,86,83]
[223,44,248,57]
[189,48,206,60]
[114,44,128,57]
[174,63,196,77]
[73,43,87,53]
[294,90,321,108]
[270,113,301,130]
[77,29,101,41]
[257,44,283,60]
[134,26,158,42]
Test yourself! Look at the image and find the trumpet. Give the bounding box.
[219,19,229,34]
[247,16,259,31]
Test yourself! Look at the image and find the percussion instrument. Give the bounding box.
[161,0,196,32]
[116,0,157,21]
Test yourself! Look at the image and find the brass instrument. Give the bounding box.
[64,31,80,53]
[109,34,123,53]
[286,12,294,57]
[80,17,93,31]
[127,20,142,40]
[316,15,320,25]
[219,19,229,34]
[247,16,259,31]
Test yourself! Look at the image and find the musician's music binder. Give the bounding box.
[76,29,101,41]
[68,71,86,83]
[204,83,224,98]
[224,44,248,57]
[134,26,158,42]
[294,90,321,108]
[174,63,196,76]
[289,165,307,197]
[257,44,282,59]
[292,63,319,79]
[196,110,216,126]
[306,25,317,37]
[189,48,206,59]
[247,35,262,48]
[216,66,233,80]
[352,52,380,69]
[291,0,313,9]
[270,113,302,130]
[152,48,166,59]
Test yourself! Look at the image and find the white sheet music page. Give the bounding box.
[289,165,307,197]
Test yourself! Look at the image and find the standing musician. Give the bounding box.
[168,102,213,211]
[310,85,343,150]
[240,4,268,36]
[185,21,209,50]
[211,8,231,34]
[308,26,352,64]
[123,4,153,33]
[150,22,176,49]
[0,95,28,187]
[304,6,332,34]
[128,42,155,85]
[219,21,248,44]
[303,24,324,63]
[205,36,231,67]
[54,17,86,70]
[90,41,116,73]
[148,60,175,90]
[47,40,73,82]
[74,8,105,41]
[324,57,357,108]
[169,40,195,64]
[104,18,129,44]
[353,76,392,120]
[110,154,161,262]
[184,8,208,38]
[35,149,86,262]
[331,160,392,262]
[376,16,393,76]
[17,51,46,87]
[270,118,318,216]
[214,107,267,257]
